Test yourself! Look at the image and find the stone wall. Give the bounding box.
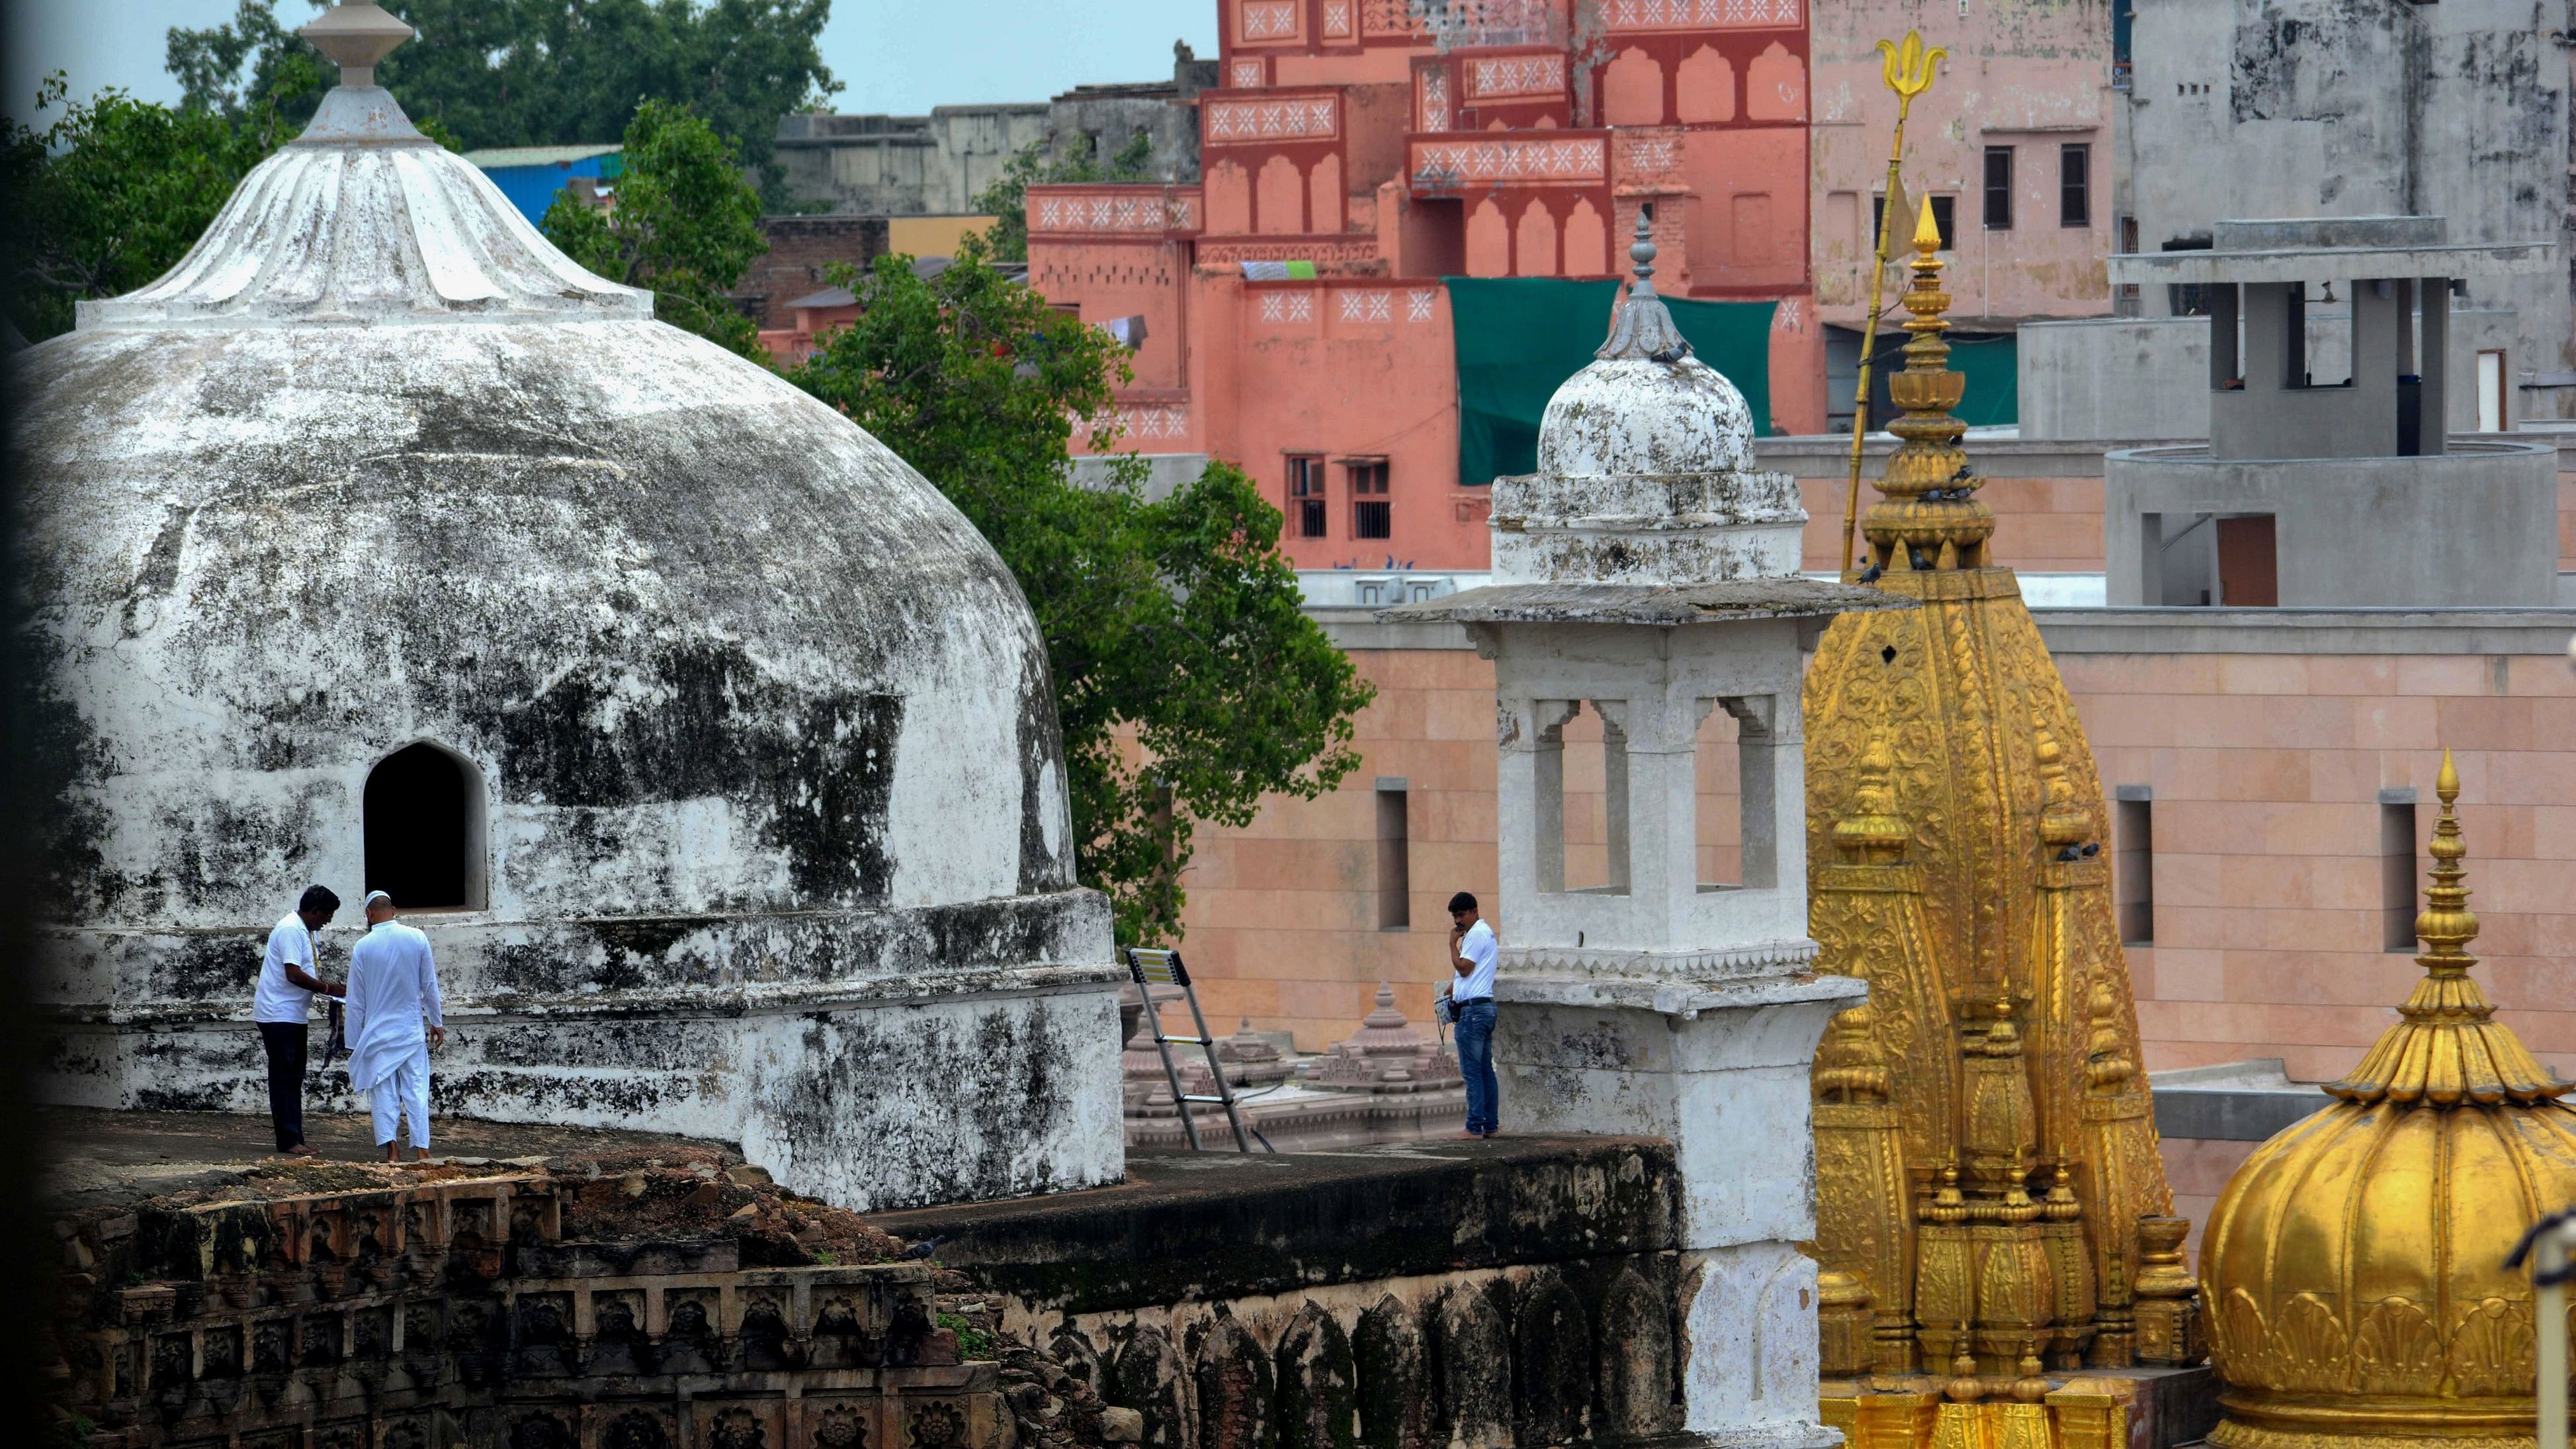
[871,1138,1691,1449]
[49,1162,1011,1449]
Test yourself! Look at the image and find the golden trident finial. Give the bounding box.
[1840,30,1949,576]
[1875,30,1948,99]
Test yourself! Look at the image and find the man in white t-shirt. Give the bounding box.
[253,885,346,1156]
[1447,890,1501,1138]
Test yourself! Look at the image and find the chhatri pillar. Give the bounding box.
[1389,218,1908,1446]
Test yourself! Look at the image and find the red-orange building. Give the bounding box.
[1029,0,1828,570]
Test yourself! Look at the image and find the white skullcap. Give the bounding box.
[363,890,392,909]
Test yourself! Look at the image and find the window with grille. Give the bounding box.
[1288,455,1327,538]
[2060,143,2091,228]
[1983,146,2013,230]
[1350,460,1391,539]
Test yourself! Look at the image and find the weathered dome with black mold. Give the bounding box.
[11,12,1121,1211]
[1488,218,1803,588]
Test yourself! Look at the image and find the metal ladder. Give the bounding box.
[1126,947,1252,1153]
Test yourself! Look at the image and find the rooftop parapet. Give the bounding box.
[2106,214,2554,462]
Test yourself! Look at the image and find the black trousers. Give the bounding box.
[258,1020,308,1151]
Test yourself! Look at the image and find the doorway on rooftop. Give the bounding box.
[364,741,487,911]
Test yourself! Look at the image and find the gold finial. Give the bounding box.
[2035,720,2090,848]
[2416,747,2475,965]
[1857,167,1995,576]
[1946,1332,1985,1402]
[1815,1002,1893,1104]
[1875,30,1948,100]
[2324,748,2571,1106]
[2011,1336,2050,1402]
[1832,728,1912,861]
[2084,977,2136,1090]
[2043,1156,2081,1222]
[1984,996,2021,1056]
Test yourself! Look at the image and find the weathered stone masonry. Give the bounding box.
[873,1137,1696,1449]
[53,1166,1007,1449]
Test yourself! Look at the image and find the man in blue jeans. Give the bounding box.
[1447,891,1500,1138]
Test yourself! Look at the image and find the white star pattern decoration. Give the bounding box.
[1773,295,1803,329]
[1406,290,1436,322]
[1287,292,1314,322]
[1241,1,1297,38]
[1421,69,1451,131]
[1469,55,1561,98]
[1206,98,1337,142]
[1607,0,1799,26]
[1261,294,1287,322]
[1232,59,1265,87]
[1417,138,1604,182]
[1322,0,1353,35]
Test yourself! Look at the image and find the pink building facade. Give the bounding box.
[1029,0,1832,570]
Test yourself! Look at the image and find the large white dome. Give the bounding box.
[10,62,1121,1210]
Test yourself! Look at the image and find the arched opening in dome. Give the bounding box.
[364,742,486,911]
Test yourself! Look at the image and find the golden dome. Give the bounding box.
[2200,751,2576,1449]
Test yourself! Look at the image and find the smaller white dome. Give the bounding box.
[1536,353,1754,478]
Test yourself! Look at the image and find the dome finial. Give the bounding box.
[1857,188,1995,575]
[300,3,415,91]
[1594,208,1692,363]
[2323,747,2569,1106]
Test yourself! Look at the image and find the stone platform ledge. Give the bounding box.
[867,1135,1678,1314]
[38,961,1129,1028]
[1497,971,1867,1020]
[40,1105,748,1212]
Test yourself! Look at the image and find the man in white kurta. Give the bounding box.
[345,891,446,1160]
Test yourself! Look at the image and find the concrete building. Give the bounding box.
[774,43,1219,217]
[775,106,1052,217]
[2116,0,2574,423]
[2103,216,2559,607]
[11,21,1123,1213]
[1388,230,1897,1447]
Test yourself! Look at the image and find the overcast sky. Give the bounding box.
[6,1,1217,124]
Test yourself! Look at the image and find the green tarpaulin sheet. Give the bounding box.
[1444,277,1776,486]
[1946,331,2018,429]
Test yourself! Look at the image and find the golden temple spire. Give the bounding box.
[1856,197,1996,578]
[2325,749,2571,1106]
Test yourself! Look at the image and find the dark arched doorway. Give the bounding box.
[364,742,482,910]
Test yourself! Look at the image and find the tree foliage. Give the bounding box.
[0,72,306,341]
[542,100,768,359]
[789,247,1372,942]
[167,0,838,197]
[971,130,1159,263]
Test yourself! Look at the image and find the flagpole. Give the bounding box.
[1842,31,1946,579]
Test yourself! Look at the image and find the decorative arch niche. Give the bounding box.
[363,740,488,911]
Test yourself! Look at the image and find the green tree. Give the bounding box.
[167,0,839,199]
[0,72,306,341]
[542,99,768,359]
[972,130,1159,263]
[790,247,1372,942]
